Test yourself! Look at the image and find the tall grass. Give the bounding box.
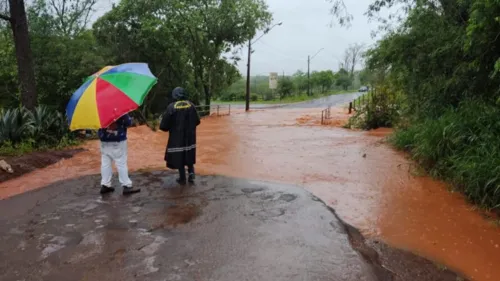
[391,101,500,210]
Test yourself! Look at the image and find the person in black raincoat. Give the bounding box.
[160,87,201,184]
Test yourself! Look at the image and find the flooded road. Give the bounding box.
[212,91,361,110]
[1,94,499,280]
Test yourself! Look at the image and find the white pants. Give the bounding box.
[100,141,132,187]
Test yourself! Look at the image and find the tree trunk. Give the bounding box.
[203,84,210,107]
[8,0,38,110]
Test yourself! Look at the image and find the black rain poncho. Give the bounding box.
[159,88,201,169]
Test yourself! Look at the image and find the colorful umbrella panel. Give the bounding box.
[66,63,157,131]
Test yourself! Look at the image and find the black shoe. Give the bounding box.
[100,185,115,194]
[188,173,195,183]
[122,186,141,195]
[176,178,187,185]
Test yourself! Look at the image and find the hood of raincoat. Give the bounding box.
[172,87,186,101]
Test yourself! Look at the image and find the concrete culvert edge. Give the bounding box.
[318,201,470,281]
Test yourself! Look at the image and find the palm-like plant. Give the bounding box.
[0,106,71,147]
[0,108,34,144]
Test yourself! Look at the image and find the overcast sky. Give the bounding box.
[91,0,381,76]
[240,0,380,76]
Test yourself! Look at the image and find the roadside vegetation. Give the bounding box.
[216,44,369,104]
[0,106,78,156]
[336,0,500,209]
[0,0,272,154]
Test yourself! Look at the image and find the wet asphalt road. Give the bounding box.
[284,92,361,108]
[0,172,378,281]
[213,92,362,110]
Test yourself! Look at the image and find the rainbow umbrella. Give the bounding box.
[66,63,157,131]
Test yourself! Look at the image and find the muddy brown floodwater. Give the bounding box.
[1,106,500,281]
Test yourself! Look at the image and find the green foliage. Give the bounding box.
[92,0,271,107]
[218,68,356,103]
[250,94,258,101]
[292,70,308,93]
[30,105,69,144]
[390,101,500,209]
[263,92,274,101]
[146,113,160,132]
[0,30,19,108]
[0,106,76,154]
[0,0,273,153]
[364,0,500,117]
[277,78,295,98]
[335,68,352,90]
[359,68,373,86]
[0,108,34,144]
[343,0,500,208]
[311,70,335,93]
[346,87,400,130]
[0,140,36,156]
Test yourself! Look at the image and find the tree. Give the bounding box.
[166,0,272,106]
[209,60,242,100]
[292,70,308,93]
[341,43,364,77]
[359,68,372,86]
[340,50,351,74]
[310,70,335,93]
[277,77,294,98]
[92,0,197,114]
[26,0,105,110]
[1,0,38,110]
[347,43,364,76]
[325,0,352,26]
[45,0,98,37]
[317,70,335,93]
[335,68,352,90]
[93,0,272,112]
[0,28,19,108]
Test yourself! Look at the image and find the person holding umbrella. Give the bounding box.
[66,63,157,194]
[160,87,201,184]
[97,114,140,195]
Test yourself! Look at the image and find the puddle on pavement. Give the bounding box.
[165,203,201,227]
[148,201,202,231]
[1,107,499,281]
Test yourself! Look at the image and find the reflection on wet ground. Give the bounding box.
[1,105,499,281]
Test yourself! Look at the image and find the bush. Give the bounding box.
[146,112,160,131]
[31,106,69,144]
[0,106,76,154]
[250,94,258,101]
[220,93,236,101]
[263,92,274,101]
[390,100,500,209]
[0,107,34,144]
[277,78,295,98]
[220,92,247,101]
[235,92,245,101]
[346,89,400,130]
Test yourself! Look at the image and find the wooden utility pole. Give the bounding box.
[245,22,283,112]
[245,39,251,112]
[307,48,324,97]
[307,55,311,96]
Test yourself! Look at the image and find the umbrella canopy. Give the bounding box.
[66,63,157,131]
